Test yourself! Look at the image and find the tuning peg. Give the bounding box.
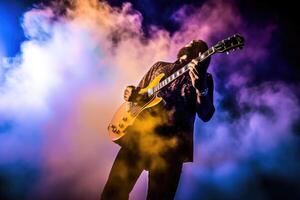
[226,52,230,55]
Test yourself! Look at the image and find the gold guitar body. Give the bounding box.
[108,73,165,141]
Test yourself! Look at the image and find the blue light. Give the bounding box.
[0,2,27,57]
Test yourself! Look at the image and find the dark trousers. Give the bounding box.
[101,147,183,200]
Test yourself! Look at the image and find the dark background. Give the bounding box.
[0,0,299,199]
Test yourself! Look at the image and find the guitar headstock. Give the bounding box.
[214,34,245,54]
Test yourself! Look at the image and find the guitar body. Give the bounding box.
[108,73,165,141]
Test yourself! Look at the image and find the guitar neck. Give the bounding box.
[149,46,216,95]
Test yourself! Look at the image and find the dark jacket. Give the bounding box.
[121,61,214,162]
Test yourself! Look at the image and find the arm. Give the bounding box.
[194,74,215,122]
[137,61,162,88]
[188,60,215,122]
[124,62,161,102]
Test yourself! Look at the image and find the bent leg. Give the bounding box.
[147,161,183,200]
[101,148,143,200]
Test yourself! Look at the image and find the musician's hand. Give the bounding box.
[124,86,140,102]
[124,86,135,101]
[188,58,207,90]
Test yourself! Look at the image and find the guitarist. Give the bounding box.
[102,40,215,200]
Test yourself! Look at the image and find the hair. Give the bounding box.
[176,40,211,71]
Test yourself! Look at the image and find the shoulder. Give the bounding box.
[149,61,173,75]
[151,61,172,68]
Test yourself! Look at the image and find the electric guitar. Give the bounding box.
[108,34,245,142]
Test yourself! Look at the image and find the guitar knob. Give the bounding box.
[108,124,119,133]
[122,117,127,121]
[119,123,124,128]
[108,124,113,130]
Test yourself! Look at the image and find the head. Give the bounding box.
[177,40,209,62]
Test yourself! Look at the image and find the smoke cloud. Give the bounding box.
[0,0,299,199]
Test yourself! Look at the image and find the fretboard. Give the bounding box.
[148,47,215,95]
